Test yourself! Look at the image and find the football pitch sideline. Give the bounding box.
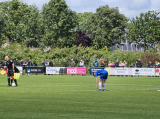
[0,75,160,119]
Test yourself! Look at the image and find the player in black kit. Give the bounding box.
[4,56,18,87]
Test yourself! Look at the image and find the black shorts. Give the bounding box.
[7,70,14,76]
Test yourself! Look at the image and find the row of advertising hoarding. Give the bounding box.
[24,67,86,75]
[91,67,160,76]
[46,67,86,74]
[107,67,160,76]
[16,66,160,76]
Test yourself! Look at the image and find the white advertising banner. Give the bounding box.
[114,68,129,75]
[16,66,23,75]
[156,68,160,76]
[132,68,155,76]
[46,67,65,74]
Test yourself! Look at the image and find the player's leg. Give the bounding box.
[7,76,11,86]
[7,71,11,86]
[102,80,104,89]
[11,77,13,86]
[102,73,108,91]
[10,71,14,86]
[98,78,102,91]
[102,79,106,91]
[13,75,18,86]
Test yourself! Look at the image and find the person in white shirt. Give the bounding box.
[79,60,84,67]
[45,61,49,67]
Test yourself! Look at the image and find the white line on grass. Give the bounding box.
[0,88,159,93]
[1,83,160,88]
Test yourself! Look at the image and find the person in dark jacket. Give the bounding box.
[148,61,153,68]
[136,59,143,67]
[100,59,106,67]
[93,60,99,67]
[27,59,33,66]
[49,60,53,67]
[41,61,45,67]
[19,60,24,66]
[33,61,37,66]
[115,60,119,67]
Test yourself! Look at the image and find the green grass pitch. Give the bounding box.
[0,75,160,119]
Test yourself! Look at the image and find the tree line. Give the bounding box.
[0,0,160,51]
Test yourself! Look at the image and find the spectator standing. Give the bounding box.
[108,61,112,67]
[100,59,106,67]
[148,61,153,68]
[115,60,119,76]
[71,59,75,76]
[41,61,45,67]
[115,60,119,67]
[27,59,33,66]
[110,62,115,67]
[19,60,24,66]
[49,60,53,67]
[79,60,85,76]
[124,60,127,67]
[157,61,160,68]
[136,59,143,68]
[33,61,37,67]
[155,61,160,68]
[93,60,99,67]
[136,59,143,77]
[119,61,125,77]
[24,60,28,66]
[135,61,138,67]
[119,61,125,67]
[79,60,84,67]
[71,59,75,67]
[130,63,134,67]
[45,61,49,67]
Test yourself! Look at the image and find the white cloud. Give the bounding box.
[66,0,83,7]
[151,0,160,9]
[25,0,49,6]
[101,0,129,8]
[128,0,151,10]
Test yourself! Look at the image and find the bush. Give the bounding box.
[141,49,159,66]
[0,42,159,67]
[107,50,141,66]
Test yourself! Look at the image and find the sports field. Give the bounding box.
[0,75,160,119]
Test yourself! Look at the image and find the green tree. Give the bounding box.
[0,0,42,46]
[41,0,78,48]
[0,0,29,42]
[127,10,160,51]
[20,5,43,47]
[76,12,95,32]
[0,8,4,46]
[91,5,128,49]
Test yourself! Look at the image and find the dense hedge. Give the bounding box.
[0,43,159,67]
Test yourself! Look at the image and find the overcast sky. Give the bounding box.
[0,0,160,18]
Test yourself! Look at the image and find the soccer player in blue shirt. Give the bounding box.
[94,69,108,91]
